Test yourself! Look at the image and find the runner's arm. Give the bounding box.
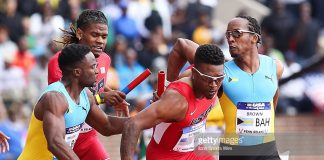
[38,92,79,159]
[120,89,188,160]
[273,59,284,109]
[167,38,198,81]
[97,89,126,106]
[85,90,129,136]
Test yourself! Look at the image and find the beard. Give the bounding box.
[231,53,239,58]
[206,92,217,99]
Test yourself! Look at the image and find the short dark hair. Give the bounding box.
[77,9,108,30]
[194,44,224,67]
[58,44,91,75]
[56,10,108,45]
[236,15,261,43]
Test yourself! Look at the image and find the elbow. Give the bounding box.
[176,38,185,43]
[176,38,193,47]
[175,38,186,50]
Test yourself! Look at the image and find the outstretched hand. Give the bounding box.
[0,131,10,153]
[114,100,130,117]
[102,90,126,106]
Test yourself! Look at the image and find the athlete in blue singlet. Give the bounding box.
[166,16,284,160]
[19,44,129,159]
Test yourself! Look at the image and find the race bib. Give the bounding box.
[236,102,271,135]
[65,123,83,149]
[173,120,206,152]
[80,123,93,133]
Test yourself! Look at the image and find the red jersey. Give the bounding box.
[146,81,216,160]
[48,51,111,95]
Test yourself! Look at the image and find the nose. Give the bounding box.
[96,36,104,44]
[209,80,218,88]
[226,34,235,43]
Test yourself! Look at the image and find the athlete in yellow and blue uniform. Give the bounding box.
[220,54,277,145]
[216,16,283,160]
[19,81,90,160]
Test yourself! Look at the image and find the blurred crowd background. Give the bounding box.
[0,0,324,159]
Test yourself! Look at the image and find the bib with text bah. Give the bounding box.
[236,102,271,135]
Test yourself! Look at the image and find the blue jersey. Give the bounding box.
[19,81,90,160]
[220,54,277,146]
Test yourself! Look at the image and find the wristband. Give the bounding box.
[99,92,105,103]
[95,94,102,104]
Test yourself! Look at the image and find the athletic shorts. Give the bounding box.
[219,141,281,160]
[73,130,110,160]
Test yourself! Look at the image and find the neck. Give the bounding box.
[61,77,83,104]
[234,47,260,74]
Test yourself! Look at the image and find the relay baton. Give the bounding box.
[117,69,151,117]
[157,71,165,96]
[121,68,152,94]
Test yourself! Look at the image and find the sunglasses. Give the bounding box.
[226,29,260,39]
[192,67,225,84]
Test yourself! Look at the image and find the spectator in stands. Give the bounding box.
[261,0,296,54]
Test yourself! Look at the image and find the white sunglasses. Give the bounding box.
[226,29,261,39]
[192,67,225,83]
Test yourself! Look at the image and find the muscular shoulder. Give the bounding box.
[34,91,68,121]
[259,55,284,80]
[156,87,188,122]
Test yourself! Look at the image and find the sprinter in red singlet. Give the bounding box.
[120,44,225,160]
[48,10,127,160]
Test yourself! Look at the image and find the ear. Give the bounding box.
[73,68,82,77]
[76,28,83,41]
[252,34,259,44]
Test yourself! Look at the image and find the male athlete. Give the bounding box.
[19,44,129,159]
[48,10,126,159]
[167,16,284,160]
[121,44,225,160]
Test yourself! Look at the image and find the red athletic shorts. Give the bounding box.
[73,130,110,160]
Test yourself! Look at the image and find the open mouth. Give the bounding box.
[209,91,216,95]
[229,46,237,50]
[92,46,103,53]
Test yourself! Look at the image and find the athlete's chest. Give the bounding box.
[64,98,89,127]
[184,98,215,127]
[223,64,277,102]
